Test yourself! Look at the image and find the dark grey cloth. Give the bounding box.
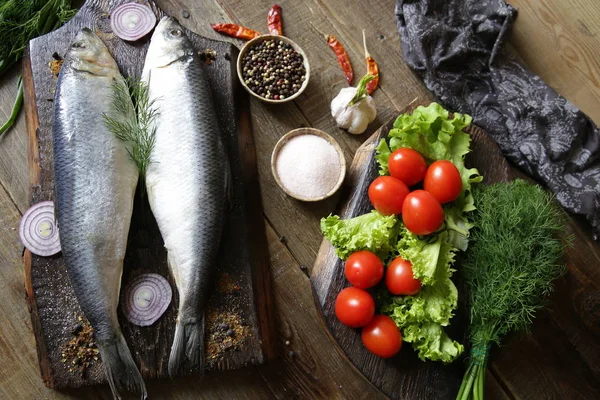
[396,0,600,238]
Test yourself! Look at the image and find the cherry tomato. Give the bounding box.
[335,287,375,328]
[345,251,384,289]
[402,190,445,235]
[368,176,410,216]
[361,315,402,358]
[388,148,427,186]
[386,256,421,295]
[424,160,462,204]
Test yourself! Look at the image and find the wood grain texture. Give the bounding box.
[311,106,465,400]
[211,0,434,271]
[22,0,275,389]
[507,0,600,123]
[467,104,600,399]
[0,0,600,398]
[255,221,387,399]
[313,101,600,399]
[0,64,29,213]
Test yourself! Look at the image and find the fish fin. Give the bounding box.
[97,333,147,400]
[168,317,205,377]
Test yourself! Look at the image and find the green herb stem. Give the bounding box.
[476,365,485,400]
[0,60,11,77]
[348,73,377,106]
[456,363,474,400]
[457,363,478,400]
[456,180,570,400]
[0,0,76,138]
[103,77,158,192]
[0,76,23,137]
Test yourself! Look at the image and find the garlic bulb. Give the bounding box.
[331,74,377,135]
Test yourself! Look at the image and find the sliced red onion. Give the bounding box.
[19,200,61,257]
[110,3,157,42]
[122,273,172,326]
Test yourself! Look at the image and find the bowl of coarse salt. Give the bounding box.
[272,128,346,202]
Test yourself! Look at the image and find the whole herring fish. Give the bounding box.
[142,17,228,375]
[53,29,146,399]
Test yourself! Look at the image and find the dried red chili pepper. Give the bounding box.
[211,23,260,40]
[363,30,379,94]
[310,23,354,84]
[267,4,283,35]
[327,35,353,85]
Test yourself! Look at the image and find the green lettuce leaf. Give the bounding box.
[395,227,456,286]
[405,323,464,363]
[383,231,458,327]
[324,103,482,364]
[320,211,398,260]
[381,231,461,363]
[376,102,482,250]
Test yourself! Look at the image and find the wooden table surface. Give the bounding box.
[0,0,599,399]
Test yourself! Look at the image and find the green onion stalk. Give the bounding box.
[0,0,76,137]
[456,180,570,400]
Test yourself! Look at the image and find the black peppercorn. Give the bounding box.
[242,39,306,100]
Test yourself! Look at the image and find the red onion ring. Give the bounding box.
[122,273,172,326]
[18,200,61,257]
[110,3,157,42]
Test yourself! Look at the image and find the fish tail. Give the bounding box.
[168,317,205,376]
[97,333,148,400]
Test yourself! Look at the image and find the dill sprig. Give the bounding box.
[103,78,158,183]
[457,179,571,400]
[0,0,76,137]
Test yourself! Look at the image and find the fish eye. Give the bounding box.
[169,29,182,37]
[72,42,86,49]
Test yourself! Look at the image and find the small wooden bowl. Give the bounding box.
[237,35,310,104]
[271,128,346,202]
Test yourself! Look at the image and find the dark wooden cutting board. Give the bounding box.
[21,0,276,390]
[310,101,519,399]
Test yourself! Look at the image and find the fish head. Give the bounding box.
[144,16,194,70]
[66,28,119,77]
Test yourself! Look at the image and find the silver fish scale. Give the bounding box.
[145,53,228,320]
[53,64,138,340]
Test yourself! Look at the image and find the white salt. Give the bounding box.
[275,134,342,199]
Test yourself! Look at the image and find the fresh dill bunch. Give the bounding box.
[103,77,158,183]
[457,179,571,400]
[0,0,76,74]
[0,0,76,136]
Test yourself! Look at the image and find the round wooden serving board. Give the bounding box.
[310,101,529,399]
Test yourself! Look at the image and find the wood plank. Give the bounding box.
[507,0,600,123]
[209,0,433,271]
[257,220,387,399]
[22,0,275,389]
[486,371,512,400]
[1,0,600,398]
[0,184,50,400]
[467,116,600,399]
[486,220,600,398]
[312,101,600,398]
[0,64,29,213]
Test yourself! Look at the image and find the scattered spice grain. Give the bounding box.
[60,316,98,375]
[49,59,63,76]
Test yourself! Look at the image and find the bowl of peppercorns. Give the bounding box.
[237,34,310,103]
